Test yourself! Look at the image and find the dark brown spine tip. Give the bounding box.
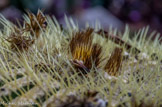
[104,47,123,76]
[96,29,141,54]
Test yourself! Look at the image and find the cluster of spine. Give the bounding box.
[69,28,123,76]
[6,10,46,52]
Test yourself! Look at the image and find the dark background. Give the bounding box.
[0,0,162,37]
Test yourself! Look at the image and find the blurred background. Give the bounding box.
[0,0,162,37]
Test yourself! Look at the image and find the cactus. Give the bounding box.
[0,10,161,107]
